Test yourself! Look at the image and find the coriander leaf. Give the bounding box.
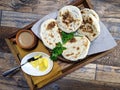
[61,31,74,44]
[50,42,66,61]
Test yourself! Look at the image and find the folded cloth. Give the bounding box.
[32,62,62,88]
[15,40,62,88]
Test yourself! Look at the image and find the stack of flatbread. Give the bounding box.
[40,5,100,61]
[77,8,100,41]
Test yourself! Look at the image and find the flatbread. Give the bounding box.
[57,5,82,33]
[81,8,99,21]
[77,14,100,41]
[40,19,62,49]
[62,36,90,61]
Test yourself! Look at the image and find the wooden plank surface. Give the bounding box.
[0,52,29,90]
[1,20,120,90]
[91,0,120,40]
[93,40,120,66]
[1,50,120,90]
[0,0,120,90]
[96,64,120,83]
[0,0,120,39]
[0,0,70,15]
[1,10,41,28]
[65,63,96,80]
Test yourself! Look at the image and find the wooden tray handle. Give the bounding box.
[69,0,84,6]
[69,0,93,9]
[10,38,16,43]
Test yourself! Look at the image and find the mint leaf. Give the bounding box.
[50,42,66,61]
[61,31,74,44]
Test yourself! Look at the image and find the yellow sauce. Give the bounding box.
[30,57,48,71]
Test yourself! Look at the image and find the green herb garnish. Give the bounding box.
[50,31,74,60]
[50,42,66,61]
[61,31,74,44]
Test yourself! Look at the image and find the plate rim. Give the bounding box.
[21,52,53,76]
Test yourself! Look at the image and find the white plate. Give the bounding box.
[21,52,53,76]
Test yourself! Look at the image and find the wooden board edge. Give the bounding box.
[40,48,114,88]
[5,38,36,90]
[68,0,93,9]
[68,0,84,6]
[5,39,20,63]
[4,0,97,89]
[37,48,114,89]
[62,49,113,73]
[83,0,93,9]
[62,49,113,77]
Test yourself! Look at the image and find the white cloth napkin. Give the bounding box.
[31,11,117,55]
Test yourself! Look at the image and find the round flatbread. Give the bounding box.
[57,5,82,33]
[81,8,99,21]
[77,14,100,41]
[62,36,90,61]
[40,19,62,49]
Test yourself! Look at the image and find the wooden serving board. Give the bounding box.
[5,0,114,90]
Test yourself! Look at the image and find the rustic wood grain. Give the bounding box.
[0,0,70,15]
[0,0,120,90]
[4,26,120,90]
[54,79,120,90]
[65,63,96,80]
[1,26,119,89]
[0,10,2,25]
[1,10,41,28]
[0,26,18,53]
[96,64,120,83]
[0,52,29,89]
[0,0,120,39]
[5,39,35,90]
[93,40,120,67]
[91,0,120,40]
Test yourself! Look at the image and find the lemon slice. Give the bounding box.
[30,61,38,68]
[30,57,48,72]
[34,55,41,59]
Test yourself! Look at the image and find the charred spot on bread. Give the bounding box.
[57,29,62,37]
[76,47,80,50]
[80,25,93,33]
[87,26,93,33]
[66,53,74,57]
[70,37,76,43]
[88,17,93,24]
[93,33,96,36]
[62,11,74,26]
[83,40,88,47]
[49,42,53,45]
[83,17,93,24]
[81,11,85,14]
[47,21,56,30]
[75,52,81,58]
[49,33,54,38]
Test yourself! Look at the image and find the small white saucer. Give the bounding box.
[21,52,53,76]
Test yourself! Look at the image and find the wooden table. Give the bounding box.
[0,0,120,90]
